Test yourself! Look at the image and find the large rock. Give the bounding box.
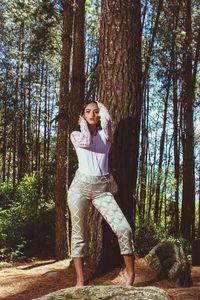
[145,241,192,287]
[34,285,173,300]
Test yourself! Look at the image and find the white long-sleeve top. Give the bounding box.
[70,104,112,176]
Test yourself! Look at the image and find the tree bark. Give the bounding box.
[55,0,74,259]
[97,0,142,271]
[68,0,85,186]
[180,0,195,241]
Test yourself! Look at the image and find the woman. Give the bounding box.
[68,100,135,286]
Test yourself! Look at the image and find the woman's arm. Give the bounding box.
[70,118,91,148]
[97,102,112,141]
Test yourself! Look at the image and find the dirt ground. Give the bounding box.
[0,257,200,300]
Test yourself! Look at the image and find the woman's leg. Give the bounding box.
[92,191,135,285]
[74,257,84,286]
[123,254,135,286]
[68,188,90,285]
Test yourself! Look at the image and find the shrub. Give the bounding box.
[135,219,166,256]
[0,182,15,209]
[0,173,55,261]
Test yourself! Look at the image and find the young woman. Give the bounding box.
[68,100,135,286]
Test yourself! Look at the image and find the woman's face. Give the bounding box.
[83,102,100,125]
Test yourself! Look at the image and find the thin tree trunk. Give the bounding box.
[55,0,74,259]
[198,151,200,237]
[154,73,170,223]
[172,3,180,233]
[68,0,85,186]
[142,0,163,90]
[2,78,8,182]
[18,22,25,181]
[138,75,149,219]
[27,58,32,175]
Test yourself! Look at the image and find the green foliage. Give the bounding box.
[135,219,166,256]
[0,174,55,261]
[134,218,192,260]
[0,182,15,209]
[164,236,191,261]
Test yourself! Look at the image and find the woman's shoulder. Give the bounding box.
[70,130,80,138]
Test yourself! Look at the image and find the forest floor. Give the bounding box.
[0,257,200,300]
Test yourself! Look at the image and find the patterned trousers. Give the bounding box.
[67,170,135,257]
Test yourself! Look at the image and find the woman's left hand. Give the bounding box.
[96,101,103,109]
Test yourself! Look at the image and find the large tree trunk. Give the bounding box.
[180,0,195,241]
[55,0,74,259]
[97,0,142,271]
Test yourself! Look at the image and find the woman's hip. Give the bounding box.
[68,170,110,196]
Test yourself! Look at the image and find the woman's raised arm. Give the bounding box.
[97,102,112,141]
[70,118,91,148]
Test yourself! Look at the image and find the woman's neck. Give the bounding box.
[88,125,97,136]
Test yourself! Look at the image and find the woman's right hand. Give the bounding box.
[78,115,85,125]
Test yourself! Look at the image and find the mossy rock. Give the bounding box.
[145,241,192,287]
[34,285,173,300]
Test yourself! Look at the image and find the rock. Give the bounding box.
[33,285,173,300]
[145,241,192,287]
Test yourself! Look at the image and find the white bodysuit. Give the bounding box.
[70,104,112,176]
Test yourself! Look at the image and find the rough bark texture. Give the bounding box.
[180,0,195,241]
[68,0,85,186]
[69,0,85,131]
[55,0,74,259]
[97,0,142,270]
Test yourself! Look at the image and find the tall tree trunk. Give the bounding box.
[198,151,200,237]
[27,58,32,175]
[138,75,149,219]
[171,2,180,234]
[68,0,85,185]
[36,63,44,174]
[142,0,163,89]
[18,22,25,181]
[181,0,195,241]
[69,0,85,130]
[154,73,170,223]
[2,77,8,182]
[13,44,21,187]
[55,0,74,259]
[97,0,142,271]
[43,66,48,198]
[148,116,159,218]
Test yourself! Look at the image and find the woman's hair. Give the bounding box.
[79,100,98,116]
[79,100,102,130]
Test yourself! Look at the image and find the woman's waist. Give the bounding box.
[75,169,109,182]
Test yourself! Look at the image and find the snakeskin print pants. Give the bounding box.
[68,170,135,257]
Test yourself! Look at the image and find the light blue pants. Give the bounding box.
[67,170,135,257]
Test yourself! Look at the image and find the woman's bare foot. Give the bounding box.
[75,283,84,287]
[75,276,84,287]
[123,268,135,286]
